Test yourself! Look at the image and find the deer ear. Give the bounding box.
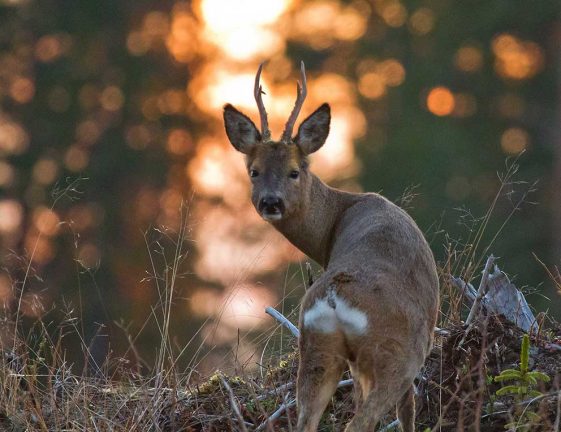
[223,104,261,154]
[295,103,330,155]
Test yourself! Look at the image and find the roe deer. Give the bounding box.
[223,62,439,432]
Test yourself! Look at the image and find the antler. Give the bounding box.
[281,61,307,142]
[254,63,271,141]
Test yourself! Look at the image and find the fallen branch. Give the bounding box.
[220,375,249,432]
[265,306,300,338]
[452,258,538,334]
[464,255,496,326]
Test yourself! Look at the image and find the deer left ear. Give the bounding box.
[295,103,330,155]
[224,104,261,154]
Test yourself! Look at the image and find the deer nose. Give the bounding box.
[259,196,285,217]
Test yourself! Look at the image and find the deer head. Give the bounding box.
[223,62,330,222]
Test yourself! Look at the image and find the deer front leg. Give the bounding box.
[296,330,345,432]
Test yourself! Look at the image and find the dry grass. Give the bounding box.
[1,161,560,431]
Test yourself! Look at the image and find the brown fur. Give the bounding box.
[224,97,439,431]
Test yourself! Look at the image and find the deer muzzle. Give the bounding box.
[258,196,285,221]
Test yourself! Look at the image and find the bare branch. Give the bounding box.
[220,375,249,432]
[265,306,300,338]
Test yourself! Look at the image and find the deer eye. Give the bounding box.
[249,169,259,178]
[289,170,300,179]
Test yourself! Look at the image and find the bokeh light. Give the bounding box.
[501,127,529,154]
[426,86,455,116]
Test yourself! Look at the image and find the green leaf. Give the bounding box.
[527,389,543,398]
[520,334,530,374]
[526,371,550,382]
[499,368,523,375]
[526,411,541,421]
[525,374,537,385]
[494,372,522,382]
[496,385,521,396]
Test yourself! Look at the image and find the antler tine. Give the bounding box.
[282,61,307,142]
[254,63,271,141]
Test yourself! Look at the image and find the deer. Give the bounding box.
[223,62,439,432]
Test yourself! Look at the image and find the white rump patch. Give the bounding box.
[303,292,368,335]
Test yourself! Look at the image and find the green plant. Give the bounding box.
[494,334,550,430]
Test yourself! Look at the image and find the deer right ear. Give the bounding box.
[223,104,261,154]
[295,103,330,155]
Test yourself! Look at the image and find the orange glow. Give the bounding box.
[25,233,55,265]
[144,11,169,38]
[127,32,150,56]
[187,139,248,201]
[197,0,290,61]
[193,204,301,284]
[35,34,67,62]
[158,188,183,228]
[200,0,289,30]
[313,108,364,180]
[292,1,368,48]
[0,161,15,187]
[32,158,59,185]
[100,86,125,112]
[64,145,89,172]
[192,68,261,113]
[76,120,101,146]
[220,284,277,329]
[358,72,386,99]
[408,7,435,35]
[426,87,455,116]
[292,1,339,48]
[492,34,544,80]
[378,1,407,28]
[190,283,276,330]
[167,129,193,155]
[190,288,222,318]
[0,117,29,155]
[501,127,529,154]
[10,77,35,103]
[158,89,185,115]
[0,200,23,234]
[334,6,368,41]
[455,45,484,73]
[218,27,284,61]
[377,59,406,87]
[166,12,200,63]
[33,207,60,237]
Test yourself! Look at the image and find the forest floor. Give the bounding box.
[1,314,560,431]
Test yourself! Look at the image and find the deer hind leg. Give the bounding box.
[396,385,415,432]
[345,348,416,432]
[295,330,346,432]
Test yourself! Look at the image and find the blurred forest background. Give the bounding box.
[0,0,560,376]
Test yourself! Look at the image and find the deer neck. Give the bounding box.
[272,174,355,268]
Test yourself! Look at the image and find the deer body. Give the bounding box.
[223,63,439,431]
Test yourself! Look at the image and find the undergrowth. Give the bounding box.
[0,161,560,431]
